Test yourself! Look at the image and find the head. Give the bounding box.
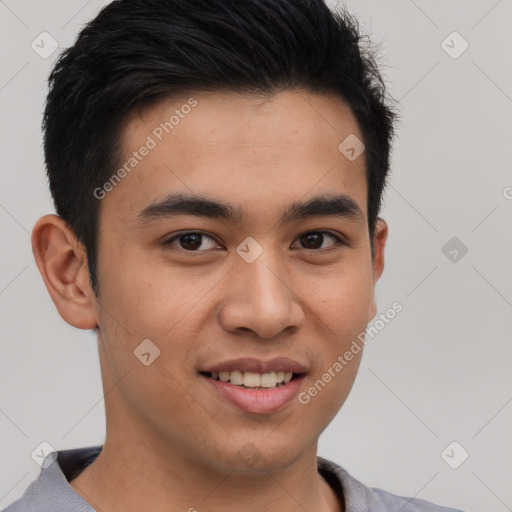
[33,0,396,474]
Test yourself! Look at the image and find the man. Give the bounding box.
[6,0,465,510]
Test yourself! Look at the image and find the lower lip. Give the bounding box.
[200,374,305,414]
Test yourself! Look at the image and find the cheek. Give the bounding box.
[94,246,227,387]
[96,244,204,336]
[299,263,373,401]
[303,261,374,333]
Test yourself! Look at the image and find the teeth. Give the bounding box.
[260,372,277,388]
[243,371,261,387]
[208,370,295,388]
[230,370,243,386]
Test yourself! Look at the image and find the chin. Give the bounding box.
[208,436,309,475]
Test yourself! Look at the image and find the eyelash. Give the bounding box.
[162,230,346,254]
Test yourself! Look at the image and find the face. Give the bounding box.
[88,90,386,472]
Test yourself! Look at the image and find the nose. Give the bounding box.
[218,250,305,340]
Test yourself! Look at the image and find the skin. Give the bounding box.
[32,90,387,512]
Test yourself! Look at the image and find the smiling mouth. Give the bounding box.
[200,370,301,389]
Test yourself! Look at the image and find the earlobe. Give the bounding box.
[31,214,98,330]
[372,218,388,282]
[368,298,377,322]
[368,218,388,322]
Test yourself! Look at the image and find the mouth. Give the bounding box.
[199,370,301,390]
[198,358,307,414]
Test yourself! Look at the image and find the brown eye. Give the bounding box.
[294,231,344,250]
[163,232,219,252]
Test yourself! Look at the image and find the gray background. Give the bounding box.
[1,1,511,510]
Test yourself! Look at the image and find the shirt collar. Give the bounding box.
[37,446,367,511]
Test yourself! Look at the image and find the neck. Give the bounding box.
[69,428,342,512]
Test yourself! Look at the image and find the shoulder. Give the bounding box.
[3,446,101,512]
[317,456,467,512]
[366,487,466,512]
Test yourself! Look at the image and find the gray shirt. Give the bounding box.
[4,446,465,511]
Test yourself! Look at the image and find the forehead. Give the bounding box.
[101,90,368,228]
[126,90,363,151]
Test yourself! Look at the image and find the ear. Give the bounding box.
[31,214,98,330]
[368,218,388,322]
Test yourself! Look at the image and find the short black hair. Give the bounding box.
[43,0,397,295]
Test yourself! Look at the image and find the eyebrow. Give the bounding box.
[136,192,364,226]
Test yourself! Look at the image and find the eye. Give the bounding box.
[292,231,345,251]
[163,231,220,252]
[162,230,346,254]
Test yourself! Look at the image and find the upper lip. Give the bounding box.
[201,357,307,374]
